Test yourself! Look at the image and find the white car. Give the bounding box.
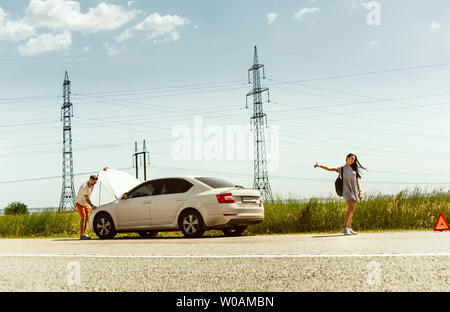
[89,170,264,239]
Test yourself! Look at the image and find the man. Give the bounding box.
[75,175,98,240]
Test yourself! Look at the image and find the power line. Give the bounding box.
[0,79,246,104]
[275,129,450,160]
[0,46,249,63]
[2,111,448,161]
[270,99,450,124]
[269,84,450,118]
[1,162,448,186]
[0,167,134,185]
[73,80,247,98]
[150,165,450,185]
[267,77,450,121]
[274,61,450,83]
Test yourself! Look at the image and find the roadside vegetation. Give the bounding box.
[4,202,28,216]
[0,210,79,237]
[250,188,450,234]
[0,189,448,238]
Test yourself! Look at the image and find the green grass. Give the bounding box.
[0,209,80,237]
[248,188,450,234]
[0,189,448,238]
[0,209,225,238]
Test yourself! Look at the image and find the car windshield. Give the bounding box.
[195,177,236,189]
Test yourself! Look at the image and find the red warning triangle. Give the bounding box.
[433,212,450,231]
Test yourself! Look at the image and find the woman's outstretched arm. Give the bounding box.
[314,162,338,172]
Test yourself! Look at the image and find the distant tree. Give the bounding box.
[4,202,28,215]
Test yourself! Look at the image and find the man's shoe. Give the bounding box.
[349,228,357,235]
[342,228,351,235]
[80,234,91,240]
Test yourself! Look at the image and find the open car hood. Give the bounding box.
[97,168,142,199]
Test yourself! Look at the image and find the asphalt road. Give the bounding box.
[0,231,449,292]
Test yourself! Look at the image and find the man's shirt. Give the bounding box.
[75,182,93,206]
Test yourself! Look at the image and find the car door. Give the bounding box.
[150,178,193,225]
[116,181,159,228]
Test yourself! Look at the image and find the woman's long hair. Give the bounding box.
[346,153,367,179]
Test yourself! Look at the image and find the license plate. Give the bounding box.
[241,197,257,203]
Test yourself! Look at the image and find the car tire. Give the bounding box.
[179,209,205,238]
[138,231,158,239]
[222,226,248,237]
[93,213,117,239]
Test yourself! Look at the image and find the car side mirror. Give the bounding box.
[122,193,128,200]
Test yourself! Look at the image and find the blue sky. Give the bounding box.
[0,0,449,208]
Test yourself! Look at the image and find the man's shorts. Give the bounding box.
[76,203,90,218]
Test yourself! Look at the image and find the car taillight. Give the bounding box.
[259,199,263,207]
[216,193,235,204]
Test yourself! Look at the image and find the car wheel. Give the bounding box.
[94,213,116,239]
[138,231,158,239]
[222,226,248,237]
[179,210,205,238]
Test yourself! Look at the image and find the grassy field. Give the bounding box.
[249,189,449,234]
[0,210,80,238]
[0,189,448,238]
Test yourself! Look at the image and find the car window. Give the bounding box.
[159,179,193,195]
[128,181,160,198]
[194,177,235,189]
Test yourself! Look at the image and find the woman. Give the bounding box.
[314,154,366,235]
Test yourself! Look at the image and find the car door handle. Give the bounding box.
[143,201,151,204]
[176,199,184,202]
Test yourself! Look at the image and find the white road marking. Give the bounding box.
[0,252,449,259]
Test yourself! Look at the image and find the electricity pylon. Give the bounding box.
[246,46,273,200]
[59,71,76,211]
[132,140,150,180]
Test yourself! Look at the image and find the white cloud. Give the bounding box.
[294,7,320,20]
[82,46,91,52]
[115,28,134,42]
[1,1,192,55]
[368,40,378,47]
[0,0,142,55]
[104,43,120,56]
[24,0,139,33]
[135,13,190,41]
[429,22,441,32]
[17,31,72,55]
[117,12,190,43]
[1,0,139,43]
[0,7,36,41]
[266,13,278,24]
